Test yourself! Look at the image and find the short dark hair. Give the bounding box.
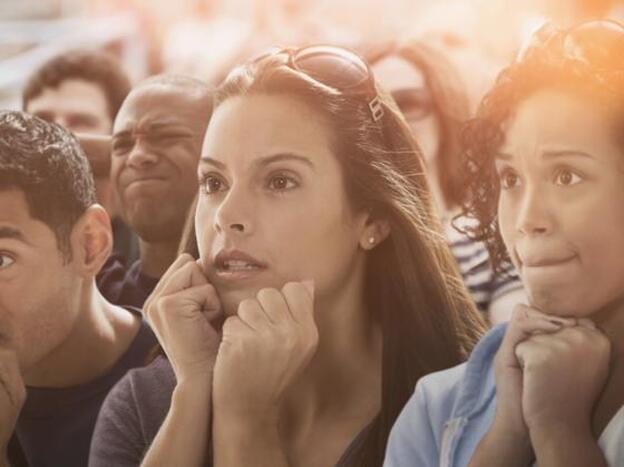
[0,111,96,259]
[22,49,131,122]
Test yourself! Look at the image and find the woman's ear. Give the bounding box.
[359,216,391,250]
[69,205,113,277]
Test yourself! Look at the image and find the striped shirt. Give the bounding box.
[445,217,523,313]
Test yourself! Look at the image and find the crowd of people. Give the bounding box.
[1,10,624,467]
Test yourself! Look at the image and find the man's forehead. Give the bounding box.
[114,86,201,133]
[0,189,35,230]
[0,189,57,246]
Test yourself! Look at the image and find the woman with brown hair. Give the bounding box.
[366,40,525,322]
[89,45,486,467]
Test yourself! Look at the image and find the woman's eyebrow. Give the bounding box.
[199,153,316,171]
[199,157,226,170]
[542,149,594,160]
[253,153,315,171]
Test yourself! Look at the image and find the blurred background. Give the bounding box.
[1,0,623,109]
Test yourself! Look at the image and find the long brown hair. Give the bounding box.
[180,50,486,465]
[364,39,472,209]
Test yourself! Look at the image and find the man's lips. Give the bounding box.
[122,176,169,192]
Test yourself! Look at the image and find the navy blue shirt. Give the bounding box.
[11,308,156,467]
[97,256,159,309]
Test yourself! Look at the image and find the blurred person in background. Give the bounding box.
[96,75,212,308]
[0,111,155,467]
[22,49,139,264]
[89,45,486,466]
[367,40,526,323]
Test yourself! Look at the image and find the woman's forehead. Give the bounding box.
[500,89,621,159]
[203,94,335,166]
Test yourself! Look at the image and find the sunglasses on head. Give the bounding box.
[252,45,385,122]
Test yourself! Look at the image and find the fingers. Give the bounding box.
[497,304,575,369]
[235,281,315,330]
[158,259,208,296]
[144,254,196,309]
[256,287,290,324]
[282,281,315,326]
[0,349,26,411]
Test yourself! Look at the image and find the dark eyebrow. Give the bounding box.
[112,130,133,140]
[0,226,27,243]
[542,150,594,160]
[200,153,315,171]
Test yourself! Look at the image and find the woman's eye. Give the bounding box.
[268,174,298,191]
[0,254,15,270]
[499,170,521,190]
[200,175,228,195]
[555,169,582,186]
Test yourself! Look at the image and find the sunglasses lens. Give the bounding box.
[293,46,370,90]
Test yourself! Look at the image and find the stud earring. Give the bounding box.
[368,236,376,245]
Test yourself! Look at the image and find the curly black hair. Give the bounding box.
[0,111,96,260]
[458,20,624,273]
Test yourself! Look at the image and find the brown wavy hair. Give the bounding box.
[459,20,624,273]
[179,48,486,465]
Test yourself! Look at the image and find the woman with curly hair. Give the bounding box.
[366,40,525,322]
[385,20,624,467]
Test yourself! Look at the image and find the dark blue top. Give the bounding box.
[11,309,156,467]
[96,256,159,309]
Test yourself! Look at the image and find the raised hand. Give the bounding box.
[212,281,318,421]
[144,253,223,383]
[515,319,611,434]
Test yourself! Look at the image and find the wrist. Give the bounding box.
[529,420,604,467]
[529,418,593,449]
[472,417,533,466]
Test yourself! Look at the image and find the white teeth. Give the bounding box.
[223,260,259,271]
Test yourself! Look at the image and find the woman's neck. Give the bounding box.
[279,262,383,436]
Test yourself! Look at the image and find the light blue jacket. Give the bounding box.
[384,324,507,467]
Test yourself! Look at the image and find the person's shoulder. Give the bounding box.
[409,323,506,425]
[123,356,175,394]
[385,326,505,467]
[98,357,175,434]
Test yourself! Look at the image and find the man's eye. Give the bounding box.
[267,174,298,191]
[555,169,582,186]
[0,254,15,269]
[200,175,228,195]
[112,140,133,154]
[499,169,521,190]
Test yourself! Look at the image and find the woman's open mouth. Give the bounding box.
[213,250,267,281]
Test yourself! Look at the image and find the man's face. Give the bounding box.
[0,189,81,370]
[111,85,209,243]
[25,79,112,135]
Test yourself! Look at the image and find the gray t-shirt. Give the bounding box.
[89,357,372,467]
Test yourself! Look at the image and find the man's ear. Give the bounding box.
[358,214,391,250]
[69,205,113,277]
